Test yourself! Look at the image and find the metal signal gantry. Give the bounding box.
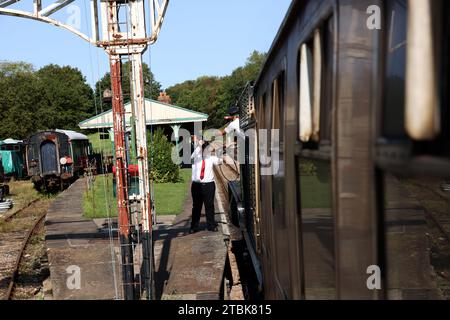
[0,0,168,45]
[0,0,169,300]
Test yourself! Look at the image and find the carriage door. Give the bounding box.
[40,140,58,174]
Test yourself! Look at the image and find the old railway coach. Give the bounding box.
[26,130,91,190]
[232,0,450,300]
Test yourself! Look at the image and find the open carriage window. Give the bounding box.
[382,0,407,139]
[379,0,450,300]
[298,17,334,146]
[296,16,336,300]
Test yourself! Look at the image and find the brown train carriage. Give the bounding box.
[236,0,450,300]
[26,129,92,190]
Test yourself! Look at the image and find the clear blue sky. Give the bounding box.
[0,0,292,89]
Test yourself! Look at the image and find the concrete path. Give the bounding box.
[45,178,119,300]
[154,182,229,300]
[45,177,228,300]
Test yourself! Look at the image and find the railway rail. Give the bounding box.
[0,199,49,300]
[0,198,41,223]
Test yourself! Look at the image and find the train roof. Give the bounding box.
[254,0,300,89]
[55,129,89,141]
[0,138,23,145]
[28,129,89,141]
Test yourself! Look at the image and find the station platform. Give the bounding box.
[44,177,229,300]
[45,178,118,300]
[155,187,229,300]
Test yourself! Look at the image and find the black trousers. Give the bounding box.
[191,181,216,229]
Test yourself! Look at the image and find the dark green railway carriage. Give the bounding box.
[0,139,26,179]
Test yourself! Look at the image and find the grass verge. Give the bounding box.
[83,169,191,218]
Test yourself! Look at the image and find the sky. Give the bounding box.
[0,0,292,89]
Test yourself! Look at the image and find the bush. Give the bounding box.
[299,160,317,177]
[148,128,180,183]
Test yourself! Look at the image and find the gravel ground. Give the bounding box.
[0,180,52,300]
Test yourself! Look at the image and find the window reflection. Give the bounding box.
[299,157,335,299]
[383,0,407,138]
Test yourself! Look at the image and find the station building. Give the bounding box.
[78,96,208,154]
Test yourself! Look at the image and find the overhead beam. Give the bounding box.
[150,0,169,43]
[90,0,99,41]
[0,8,95,45]
[0,0,21,8]
[39,0,75,17]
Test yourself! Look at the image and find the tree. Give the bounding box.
[0,61,34,77]
[166,76,221,113]
[94,61,161,110]
[0,70,45,138]
[0,62,95,139]
[166,51,266,128]
[36,64,95,130]
[148,128,180,183]
[210,51,266,128]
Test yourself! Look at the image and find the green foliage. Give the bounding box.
[94,61,161,110]
[148,128,180,183]
[299,160,317,176]
[0,62,94,139]
[167,50,266,128]
[166,76,221,113]
[0,61,34,77]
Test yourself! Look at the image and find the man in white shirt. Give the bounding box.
[190,138,223,233]
[220,108,246,165]
[222,115,246,143]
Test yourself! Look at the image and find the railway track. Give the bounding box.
[0,199,49,300]
[408,180,450,241]
[405,179,450,298]
[0,198,41,223]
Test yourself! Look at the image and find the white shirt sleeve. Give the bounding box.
[191,145,202,160]
[224,119,245,140]
[224,119,238,134]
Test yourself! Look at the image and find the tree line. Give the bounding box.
[0,62,94,139]
[166,50,266,128]
[0,50,265,139]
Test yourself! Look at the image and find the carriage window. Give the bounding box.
[297,16,336,300]
[270,72,289,296]
[258,94,266,129]
[320,17,334,143]
[298,42,313,143]
[382,0,407,139]
[298,19,334,145]
[381,1,450,300]
[272,74,284,135]
[270,72,285,168]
